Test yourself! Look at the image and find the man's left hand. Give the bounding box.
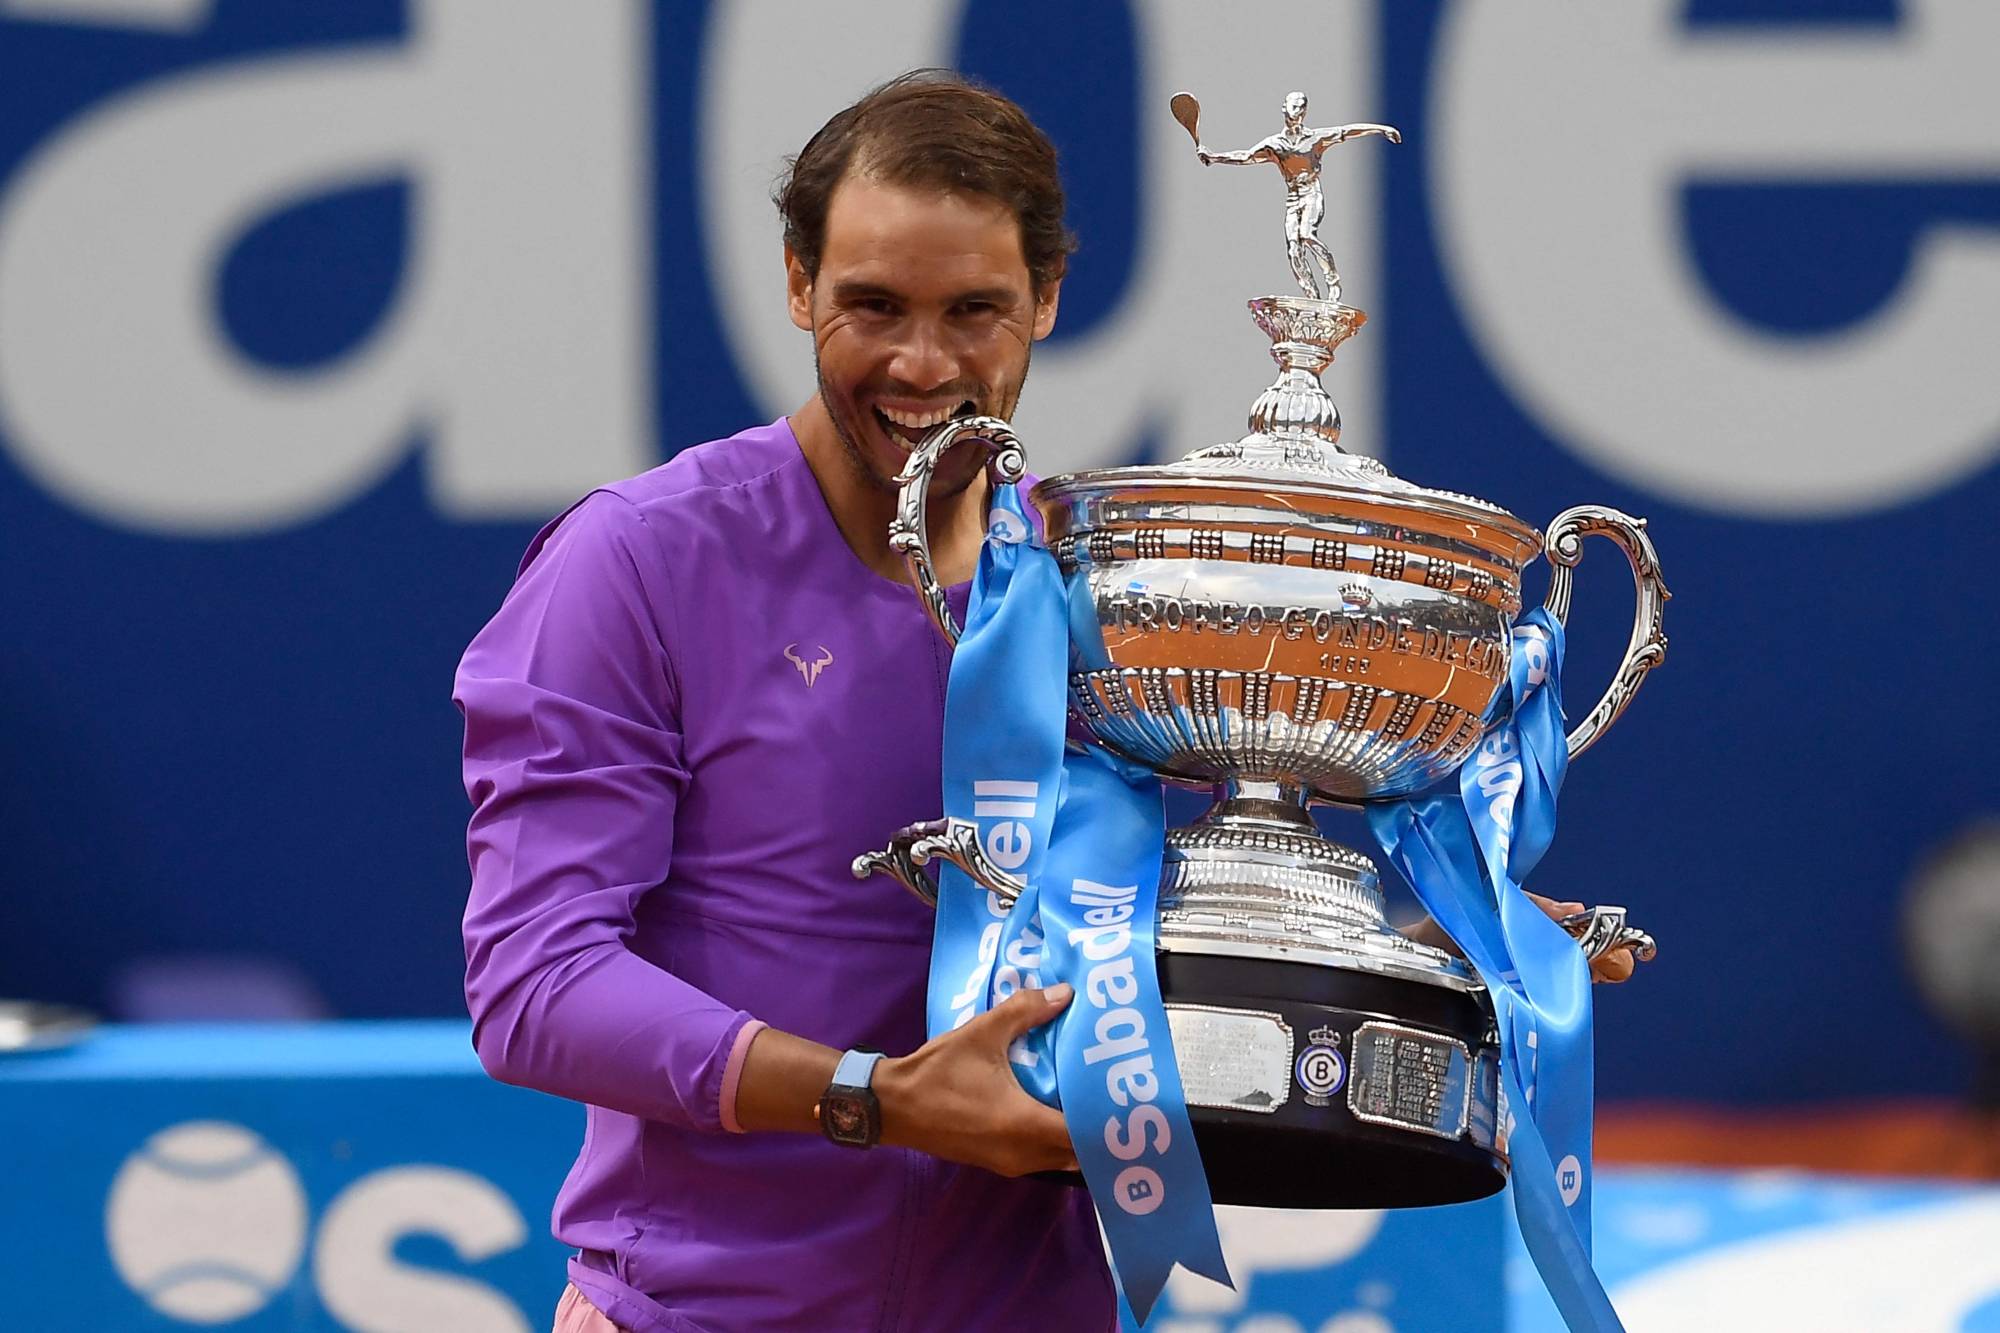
[1397,896,1641,983]
[1528,894,1637,984]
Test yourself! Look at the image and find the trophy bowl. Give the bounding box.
[857,94,1667,1210]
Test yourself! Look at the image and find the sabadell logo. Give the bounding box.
[104,1119,534,1328]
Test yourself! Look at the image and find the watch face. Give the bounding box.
[822,1092,876,1146]
[826,1098,867,1140]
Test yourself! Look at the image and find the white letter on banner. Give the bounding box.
[0,1,649,534]
[1085,1008,1147,1066]
[1106,1055,1158,1108]
[1433,0,2000,517]
[1087,956,1139,1008]
[700,1,1387,474]
[984,821,1032,871]
[1068,922,1133,963]
[313,1165,528,1332]
[1104,1104,1171,1162]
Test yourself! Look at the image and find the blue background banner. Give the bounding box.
[8,1026,1992,1329]
[2,0,1996,1114]
[0,1023,1507,1330]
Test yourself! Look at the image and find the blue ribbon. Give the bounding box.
[931,483,1229,1323]
[1367,610,1625,1333]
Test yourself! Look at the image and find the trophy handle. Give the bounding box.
[1558,905,1659,966]
[1538,505,1672,760]
[851,817,1027,908]
[888,416,1028,646]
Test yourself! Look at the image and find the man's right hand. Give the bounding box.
[873,984,1079,1178]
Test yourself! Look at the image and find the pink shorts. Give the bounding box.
[553,1284,624,1333]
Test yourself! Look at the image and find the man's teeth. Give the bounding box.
[878,404,963,430]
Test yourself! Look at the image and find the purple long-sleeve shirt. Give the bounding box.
[457,418,1114,1333]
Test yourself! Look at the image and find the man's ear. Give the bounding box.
[1031,278,1062,341]
[785,245,814,333]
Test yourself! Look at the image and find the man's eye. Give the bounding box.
[852,298,896,316]
[956,302,997,317]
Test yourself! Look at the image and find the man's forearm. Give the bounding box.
[730,989,1081,1179]
[468,937,756,1130]
[732,1027,842,1134]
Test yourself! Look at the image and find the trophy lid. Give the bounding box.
[1035,94,1541,563]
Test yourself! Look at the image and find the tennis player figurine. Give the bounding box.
[1176,89,1400,304]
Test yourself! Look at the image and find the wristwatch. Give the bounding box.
[814,1049,885,1148]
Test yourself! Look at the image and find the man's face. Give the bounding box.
[1283,93,1307,125]
[788,172,1060,495]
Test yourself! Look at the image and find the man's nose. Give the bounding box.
[887,321,958,393]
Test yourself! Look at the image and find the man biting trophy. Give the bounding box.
[459,70,1657,1333]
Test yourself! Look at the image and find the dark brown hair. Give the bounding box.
[774,69,1075,292]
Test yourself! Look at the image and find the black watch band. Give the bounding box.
[814,1049,885,1148]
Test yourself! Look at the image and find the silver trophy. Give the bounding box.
[857,92,1668,1209]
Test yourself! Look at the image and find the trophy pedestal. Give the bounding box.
[1153,787,1508,1208]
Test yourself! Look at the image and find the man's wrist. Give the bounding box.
[1397,915,1457,955]
[870,1054,908,1144]
[815,1049,886,1148]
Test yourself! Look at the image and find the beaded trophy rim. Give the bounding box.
[1030,466,1542,555]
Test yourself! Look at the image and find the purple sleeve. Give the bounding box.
[455,490,755,1131]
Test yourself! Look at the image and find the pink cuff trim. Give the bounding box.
[718,1019,767,1134]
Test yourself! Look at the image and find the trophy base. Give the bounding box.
[1159,949,1507,1210]
[1142,785,1506,1206]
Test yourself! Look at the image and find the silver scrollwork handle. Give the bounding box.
[1558,905,1659,966]
[851,821,945,908]
[888,416,1028,646]
[851,817,1028,908]
[1539,506,1672,760]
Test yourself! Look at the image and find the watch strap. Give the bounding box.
[831,1048,884,1090]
